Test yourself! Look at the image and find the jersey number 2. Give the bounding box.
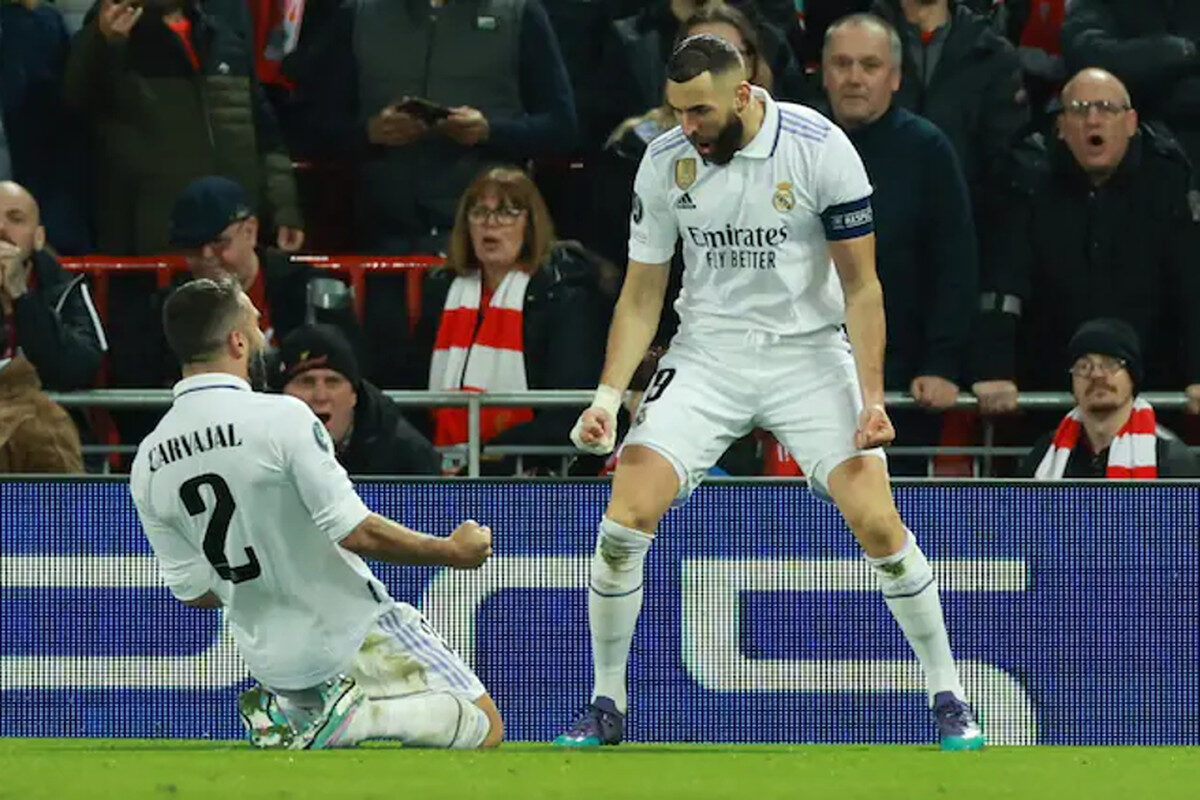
[179,473,261,584]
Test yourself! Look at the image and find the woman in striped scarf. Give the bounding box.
[408,166,617,474]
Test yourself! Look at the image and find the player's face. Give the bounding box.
[1057,76,1137,178]
[1071,353,1134,414]
[822,25,900,129]
[284,368,357,443]
[184,217,259,282]
[0,183,45,262]
[666,70,749,166]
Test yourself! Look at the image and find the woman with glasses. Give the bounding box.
[405,166,617,474]
[1019,318,1200,478]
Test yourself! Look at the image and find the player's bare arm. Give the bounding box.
[829,233,894,449]
[183,591,222,608]
[340,514,493,569]
[570,259,671,454]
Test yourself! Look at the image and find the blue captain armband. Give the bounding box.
[821,197,875,241]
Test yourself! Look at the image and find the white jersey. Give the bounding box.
[628,87,874,337]
[130,373,388,691]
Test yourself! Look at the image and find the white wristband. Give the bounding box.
[592,385,623,418]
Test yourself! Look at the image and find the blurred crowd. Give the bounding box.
[3,0,1200,479]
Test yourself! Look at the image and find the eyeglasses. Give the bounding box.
[1063,99,1131,118]
[1068,356,1127,378]
[467,205,525,225]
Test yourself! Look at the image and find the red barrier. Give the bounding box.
[59,254,444,329]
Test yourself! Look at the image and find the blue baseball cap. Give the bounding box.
[169,176,254,249]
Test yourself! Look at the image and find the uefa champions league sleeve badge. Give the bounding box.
[313,420,331,452]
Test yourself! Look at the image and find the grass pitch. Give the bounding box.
[3,740,1198,800]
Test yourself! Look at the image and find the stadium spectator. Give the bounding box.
[0,180,106,474]
[823,14,977,409]
[973,69,1200,414]
[0,181,106,391]
[600,1,807,141]
[869,0,1028,229]
[1,0,92,253]
[167,177,357,350]
[1061,0,1200,171]
[273,324,441,477]
[0,355,82,472]
[109,177,359,451]
[608,3,800,160]
[301,0,576,253]
[64,0,304,255]
[822,13,977,474]
[404,167,613,473]
[1019,318,1200,478]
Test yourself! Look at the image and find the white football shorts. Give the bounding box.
[272,602,486,706]
[622,324,886,501]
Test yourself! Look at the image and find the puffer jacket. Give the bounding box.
[0,355,83,473]
[64,1,300,254]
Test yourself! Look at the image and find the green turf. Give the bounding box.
[3,740,1198,800]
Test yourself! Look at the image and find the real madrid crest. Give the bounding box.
[772,182,795,213]
[674,157,697,191]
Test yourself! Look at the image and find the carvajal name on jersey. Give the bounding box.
[685,224,789,271]
[147,424,243,472]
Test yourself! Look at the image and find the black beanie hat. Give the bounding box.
[1066,317,1143,385]
[273,324,361,391]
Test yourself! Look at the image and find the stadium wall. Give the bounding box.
[2,479,1196,745]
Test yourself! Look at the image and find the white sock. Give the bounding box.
[866,530,966,704]
[338,692,490,749]
[588,516,653,713]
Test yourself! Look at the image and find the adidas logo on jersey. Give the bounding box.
[675,193,696,210]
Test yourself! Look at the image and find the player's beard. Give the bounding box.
[694,110,744,166]
[247,347,269,392]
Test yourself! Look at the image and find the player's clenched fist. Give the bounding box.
[854,404,895,450]
[448,519,492,569]
[569,385,622,455]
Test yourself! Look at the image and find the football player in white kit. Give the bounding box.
[130,278,503,750]
[556,35,983,750]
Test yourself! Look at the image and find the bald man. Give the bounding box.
[0,181,106,389]
[972,68,1200,414]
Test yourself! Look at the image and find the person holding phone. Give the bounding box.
[303,0,577,253]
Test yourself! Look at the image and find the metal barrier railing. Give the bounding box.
[48,390,1195,477]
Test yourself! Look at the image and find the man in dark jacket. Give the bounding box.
[870,0,1028,229]
[167,176,357,349]
[1019,318,1200,478]
[0,0,91,253]
[0,181,106,390]
[273,324,441,476]
[973,69,1200,414]
[301,0,576,253]
[823,14,978,410]
[64,0,303,254]
[1061,0,1200,171]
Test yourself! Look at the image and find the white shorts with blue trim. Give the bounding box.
[273,602,486,707]
[622,325,887,501]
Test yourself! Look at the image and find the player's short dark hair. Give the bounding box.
[667,34,745,84]
[162,277,244,364]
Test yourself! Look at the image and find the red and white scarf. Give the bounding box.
[429,270,533,446]
[1034,398,1158,479]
